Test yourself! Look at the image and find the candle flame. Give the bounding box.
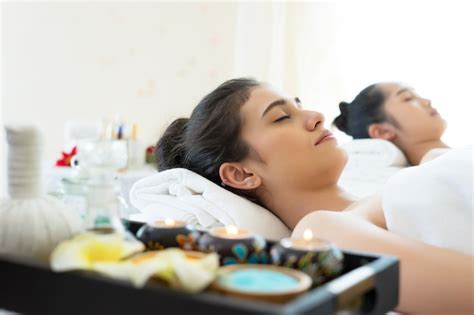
[164,218,175,227]
[303,229,313,241]
[225,225,239,235]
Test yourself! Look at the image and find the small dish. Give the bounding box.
[210,264,312,303]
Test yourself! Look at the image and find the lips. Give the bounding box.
[315,130,334,145]
[430,108,439,116]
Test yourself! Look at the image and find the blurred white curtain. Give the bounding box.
[232,1,287,89]
[232,1,474,146]
[232,2,342,115]
[232,2,339,107]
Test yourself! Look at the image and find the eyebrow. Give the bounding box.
[395,88,412,96]
[261,97,300,118]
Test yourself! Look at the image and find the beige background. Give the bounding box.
[2,1,473,197]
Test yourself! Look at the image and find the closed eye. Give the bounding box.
[274,115,290,123]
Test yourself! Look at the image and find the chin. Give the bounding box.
[440,119,448,134]
[324,146,348,184]
[433,119,448,138]
[334,147,349,178]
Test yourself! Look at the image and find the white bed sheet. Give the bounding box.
[339,163,404,198]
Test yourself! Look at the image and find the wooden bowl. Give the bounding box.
[136,221,200,251]
[210,264,312,304]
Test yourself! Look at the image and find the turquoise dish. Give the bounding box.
[211,264,312,303]
[218,268,299,293]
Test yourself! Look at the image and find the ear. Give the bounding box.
[368,123,396,140]
[219,162,262,190]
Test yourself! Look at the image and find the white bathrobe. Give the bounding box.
[382,147,473,255]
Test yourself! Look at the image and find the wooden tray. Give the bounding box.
[0,221,399,314]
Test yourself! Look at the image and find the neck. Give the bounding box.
[264,185,356,230]
[395,138,449,165]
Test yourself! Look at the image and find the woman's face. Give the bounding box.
[238,85,347,192]
[380,83,447,141]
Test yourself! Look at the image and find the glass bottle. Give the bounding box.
[84,178,125,234]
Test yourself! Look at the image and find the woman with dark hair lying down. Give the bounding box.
[333,82,450,165]
[156,78,473,314]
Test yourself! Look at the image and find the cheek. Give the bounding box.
[390,109,421,130]
[253,135,297,162]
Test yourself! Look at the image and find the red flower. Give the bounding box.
[145,145,157,164]
[146,145,155,154]
[55,146,77,167]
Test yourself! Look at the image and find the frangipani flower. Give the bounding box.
[170,251,219,292]
[50,232,145,272]
[51,233,219,292]
[113,249,219,292]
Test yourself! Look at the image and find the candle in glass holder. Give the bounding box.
[270,229,343,285]
[198,225,267,265]
[136,218,200,250]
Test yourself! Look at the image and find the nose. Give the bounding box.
[304,110,325,131]
[420,97,432,108]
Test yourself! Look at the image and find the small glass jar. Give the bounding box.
[58,176,88,219]
[83,178,126,234]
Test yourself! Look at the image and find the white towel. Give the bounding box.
[341,139,409,167]
[129,168,291,240]
[382,147,473,255]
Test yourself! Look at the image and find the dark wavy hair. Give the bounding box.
[333,84,391,138]
[155,77,261,203]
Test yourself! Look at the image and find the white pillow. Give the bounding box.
[341,139,409,167]
[129,168,291,240]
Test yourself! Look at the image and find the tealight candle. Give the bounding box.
[136,218,200,250]
[164,218,176,227]
[270,229,344,285]
[198,225,267,265]
[211,225,252,239]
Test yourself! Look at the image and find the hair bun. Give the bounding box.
[155,118,189,171]
[333,101,350,132]
[338,101,349,114]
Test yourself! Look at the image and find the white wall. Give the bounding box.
[2,1,473,197]
[328,1,474,145]
[1,2,238,196]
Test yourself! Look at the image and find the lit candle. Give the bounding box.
[270,229,344,285]
[136,218,199,250]
[280,229,328,251]
[164,218,176,227]
[208,225,251,239]
[198,225,267,265]
[147,218,185,228]
[225,225,239,236]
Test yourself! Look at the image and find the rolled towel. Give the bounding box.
[129,168,290,240]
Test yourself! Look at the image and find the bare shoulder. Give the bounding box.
[292,210,381,251]
[293,209,414,254]
[293,210,371,238]
[344,193,386,229]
